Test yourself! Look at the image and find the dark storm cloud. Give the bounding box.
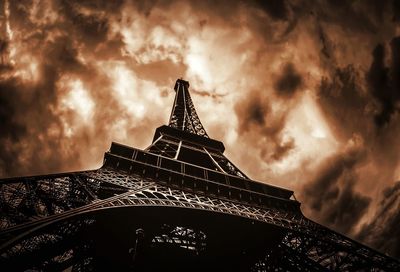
[0,0,126,177]
[0,78,28,141]
[245,0,397,44]
[237,92,283,135]
[235,91,295,163]
[394,0,400,21]
[304,139,363,211]
[59,0,119,46]
[274,63,302,97]
[367,37,400,127]
[321,0,380,33]
[0,49,128,177]
[251,0,289,21]
[0,23,104,176]
[315,19,335,61]
[302,138,371,234]
[357,181,400,258]
[0,65,77,177]
[0,0,176,177]
[242,94,267,128]
[324,180,371,234]
[0,39,9,65]
[317,65,370,138]
[69,13,109,44]
[270,138,295,161]
[313,33,400,256]
[45,37,85,71]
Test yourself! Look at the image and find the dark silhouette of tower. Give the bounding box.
[0,79,399,271]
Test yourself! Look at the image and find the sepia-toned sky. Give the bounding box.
[1,0,400,258]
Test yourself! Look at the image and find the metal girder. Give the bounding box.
[204,148,248,178]
[282,231,400,271]
[0,174,100,230]
[1,217,96,271]
[1,167,399,271]
[0,168,158,232]
[147,136,180,159]
[253,242,328,272]
[151,224,207,253]
[98,182,306,230]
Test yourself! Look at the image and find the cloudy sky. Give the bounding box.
[1,0,400,258]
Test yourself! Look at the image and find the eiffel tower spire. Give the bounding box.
[169,79,209,138]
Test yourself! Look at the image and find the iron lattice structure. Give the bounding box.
[0,79,399,271]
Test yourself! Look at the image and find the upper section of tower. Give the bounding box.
[149,78,250,178]
[168,79,209,138]
[104,78,296,202]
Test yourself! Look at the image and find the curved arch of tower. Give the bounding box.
[0,79,399,271]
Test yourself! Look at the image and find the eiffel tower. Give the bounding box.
[0,79,399,271]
